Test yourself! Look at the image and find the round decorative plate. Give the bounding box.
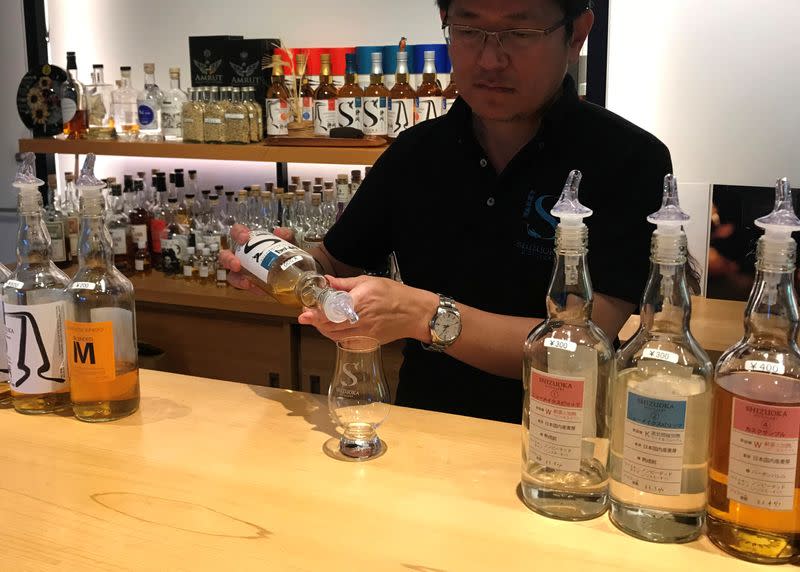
[17,63,68,137]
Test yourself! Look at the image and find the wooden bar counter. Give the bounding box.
[1,370,759,571]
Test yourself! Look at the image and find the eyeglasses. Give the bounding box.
[442,20,568,53]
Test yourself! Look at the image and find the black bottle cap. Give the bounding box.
[175,172,185,187]
[111,184,122,197]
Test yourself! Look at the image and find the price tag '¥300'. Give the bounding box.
[544,337,577,353]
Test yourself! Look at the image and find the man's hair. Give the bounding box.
[437,0,593,39]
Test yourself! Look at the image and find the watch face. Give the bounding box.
[434,309,461,343]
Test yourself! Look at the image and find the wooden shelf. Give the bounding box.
[18,138,386,165]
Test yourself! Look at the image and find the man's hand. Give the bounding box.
[298,275,439,345]
[219,224,296,293]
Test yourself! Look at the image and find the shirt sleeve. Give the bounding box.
[587,139,674,306]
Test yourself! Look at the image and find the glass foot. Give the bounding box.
[322,436,388,463]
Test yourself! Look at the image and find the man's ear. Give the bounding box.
[568,10,594,64]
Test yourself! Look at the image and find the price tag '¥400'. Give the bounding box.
[744,360,785,375]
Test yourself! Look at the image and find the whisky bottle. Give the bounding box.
[266,55,291,137]
[174,171,189,225]
[321,188,336,230]
[225,87,251,144]
[302,192,325,250]
[443,73,459,114]
[107,183,133,275]
[335,173,350,220]
[45,174,70,269]
[183,246,198,281]
[111,66,139,141]
[86,64,114,139]
[148,173,169,270]
[363,52,389,136]
[198,247,215,284]
[0,262,12,405]
[609,175,713,543]
[181,87,204,143]
[295,53,315,127]
[160,197,188,276]
[350,169,362,197]
[66,155,140,422]
[314,54,338,136]
[707,178,800,564]
[213,244,227,287]
[522,170,614,520]
[234,230,358,323]
[337,53,363,130]
[63,171,80,260]
[161,67,187,141]
[134,239,150,275]
[137,63,164,141]
[61,51,88,139]
[129,175,151,256]
[3,153,70,414]
[416,50,443,123]
[203,86,226,143]
[388,51,416,139]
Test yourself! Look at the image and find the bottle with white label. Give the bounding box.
[313,54,338,137]
[521,170,615,520]
[707,177,800,564]
[65,154,140,422]
[415,50,443,123]
[234,230,358,324]
[137,63,163,141]
[161,67,187,141]
[2,153,71,414]
[0,262,11,405]
[362,52,389,136]
[266,54,291,137]
[337,53,363,130]
[609,175,713,543]
[107,183,133,275]
[387,51,416,140]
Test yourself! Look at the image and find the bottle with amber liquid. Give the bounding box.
[336,53,363,130]
[443,73,459,114]
[388,51,416,139]
[362,52,389,136]
[266,54,291,137]
[61,51,88,139]
[707,177,800,564]
[65,154,140,422]
[313,54,338,136]
[415,50,443,123]
[295,53,315,127]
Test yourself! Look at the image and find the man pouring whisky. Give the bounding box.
[221,0,673,423]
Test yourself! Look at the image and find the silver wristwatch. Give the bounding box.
[424,295,462,352]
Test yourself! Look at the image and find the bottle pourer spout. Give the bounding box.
[13,152,44,189]
[647,174,690,234]
[321,289,360,324]
[551,169,592,226]
[76,153,106,191]
[755,177,800,240]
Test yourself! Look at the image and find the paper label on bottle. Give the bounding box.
[744,360,785,375]
[70,282,97,291]
[727,398,799,511]
[416,96,442,122]
[302,97,314,122]
[235,231,296,284]
[444,98,457,113]
[65,320,116,385]
[131,224,148,247]
[266,99,290,136]
[150,219,167,253]
[204,117,223,124]
[621,391,687,496]
[67,216,79,256]
[216,269,227,281]
[5,280,24,290]
[528,369,585,472]
[110,228,127,255]
[135,259,144,272]
[61,96,77,123]
[4,300,67,394]
[0,299,8,382]
[161,100,182,136]
[183,265,193,277]
[336,183,351,204]
[642,348,680,364]
[544,337,577,353]
[280,255,303,272]
[387,98,415,137]
[204,235,222,250]
[137,103,157,128]
[224,113,246,120]
[362,97,388,135]
[199,265,209,279]
[313,99,338,136]
[336,97,362,129]
[45,221,67,263]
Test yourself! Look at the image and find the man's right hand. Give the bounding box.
[219,223,297,293]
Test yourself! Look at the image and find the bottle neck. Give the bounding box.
[546,225,593,323]
[144,72,156,87]
[16,193,52,265]
[93,69,105,84]
[120,74,131,88]
[639,231,692,336]
[78,196,113,268]
[170,76,180,90]
[743,237,800,345]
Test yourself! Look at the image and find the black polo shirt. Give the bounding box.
[324,74,672,424]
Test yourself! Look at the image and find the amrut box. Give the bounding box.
[226,38,281,104]
[188,35,243,87]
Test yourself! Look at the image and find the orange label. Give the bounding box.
[65,321,116,385]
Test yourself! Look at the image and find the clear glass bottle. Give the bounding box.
[137,63,164,141]
[224,87,250,144]
[294,189,309,242]
[107,183,133,276]
[266,55,291,137]
[363,52,389,136]
[337,53,363,130]
[335,173,350,221]
[0,262,12,405]
[65,155,140,422]
[302,192,325,251]
[249,87,264,141]
[388,51,416,139]
[234,230,359,323]
[707,178,800,564]
[521,170,615,521]
[321,188,336,230]
[241,87,258,142]
[86,64,114,139]
[183,246,198,281]
[203,87,226,143]
[111,66,139,140]
[416,50,443,123]
[213,243,227,287]
[45,174,70,269]
[314,54,338,136]
[161,67,187,141]
[63,171,80,261]
[3,153,71,414]
[608,175,713,543]
[204,194,227,250]
[61,51,88,139]
[198,247,215,285]
[181,87,204,143]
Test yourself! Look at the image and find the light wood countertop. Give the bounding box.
[1,370,759,571]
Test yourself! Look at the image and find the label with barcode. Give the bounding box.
[544,337,577,353]
[744,360,785,375]
[642,348,680,364]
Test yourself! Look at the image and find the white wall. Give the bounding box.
[0,1,32,263]
[607,0,800,188]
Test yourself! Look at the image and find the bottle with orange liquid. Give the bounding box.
[65,154,140,422]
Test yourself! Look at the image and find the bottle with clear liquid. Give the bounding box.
[234,230,359,323]
[161,67,187,141]
[707,177,800,564]
[137,63,164,141]
[608,175,713,542]
[3,153,70,414]
[302,192,325,250]
[204,194,228,250]
[65,155,139,422]
[0,262,12,405]
[111,66,139,140]
[521,170,614,520]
